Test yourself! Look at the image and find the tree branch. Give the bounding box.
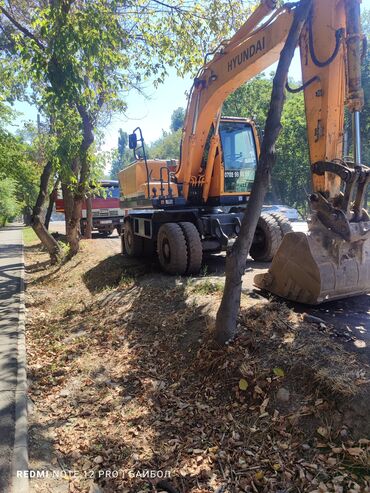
[151,0,179,10]
[0,6,45,51]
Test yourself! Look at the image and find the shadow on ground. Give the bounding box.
[82,254,158,293]
[26,243,370,493]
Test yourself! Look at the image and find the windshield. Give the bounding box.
[95,185,120,199]
[219,121,257,193]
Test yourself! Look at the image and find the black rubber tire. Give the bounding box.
[124,220,143,257]
[120,232,125,254]
[80,221,86,238]
[250,213,283,262]
[269,212,293,237]
[179,222,203,275]
[157,223,187,275]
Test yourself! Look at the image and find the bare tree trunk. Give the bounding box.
[62,181,82,257]
[65,105,95,256]
[31,161,61,264]
[214,0,313,345]
[68,197,83,256]
[23,207,32,225]
[84,196,93,239]
[44,178,59,231]
[61,183,72,236]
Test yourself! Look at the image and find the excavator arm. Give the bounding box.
[254,0,370,303]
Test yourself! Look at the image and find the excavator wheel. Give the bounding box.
[269,212,293,236]
[249,213,282,262]
[157,223,188,275]
[120,231,125,254]
[179,222,203,275]
[123,220,144,257]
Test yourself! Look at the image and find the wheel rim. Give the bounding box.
[162,239,171,263]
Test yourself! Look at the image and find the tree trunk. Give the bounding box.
[62,181,82,257]
[66,104,95,256]
[61,183,72,236]
[214,0,313,345]
[84,196,93,239]
[68,196,83,256]
[23,207,32,225]
[44,178,59,230]
[31,160,61,264]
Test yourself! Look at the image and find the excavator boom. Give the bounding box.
[176,2,295,200]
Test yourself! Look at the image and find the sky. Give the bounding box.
[11,0,370,153]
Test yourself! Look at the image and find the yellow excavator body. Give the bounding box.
[175,0,370,304]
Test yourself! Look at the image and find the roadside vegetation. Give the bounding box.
[0,103,42,226]
[0,0,253,258]
[0,178,20,226]
[23,226,38,246]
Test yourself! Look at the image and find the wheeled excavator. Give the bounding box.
[118,0,370,305]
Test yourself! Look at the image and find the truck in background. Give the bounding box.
[56,180,125,236]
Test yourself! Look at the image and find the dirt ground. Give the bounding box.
[48,221,370,353]
[25,230,370,493]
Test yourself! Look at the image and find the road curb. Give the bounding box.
[11,226,29,493]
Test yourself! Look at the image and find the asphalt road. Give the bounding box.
[0,225,27,493]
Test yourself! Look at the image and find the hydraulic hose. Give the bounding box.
[286,75,319,93]
[308,11,344,68]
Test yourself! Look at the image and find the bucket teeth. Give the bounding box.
[254,231,370,304]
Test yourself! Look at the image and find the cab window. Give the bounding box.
[219,121,257,193]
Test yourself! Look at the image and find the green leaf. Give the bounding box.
[239,378,248,391]
[273,367,285,378]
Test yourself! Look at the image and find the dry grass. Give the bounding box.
[25,240,370,493]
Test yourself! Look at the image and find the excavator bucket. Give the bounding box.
[254,230,370,305]
[255,158,370,305]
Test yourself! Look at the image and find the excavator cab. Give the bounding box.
[198,117,260,206]
[219,119,257,194]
